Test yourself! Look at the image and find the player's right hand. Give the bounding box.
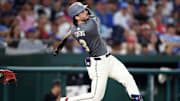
[53,49,59,56]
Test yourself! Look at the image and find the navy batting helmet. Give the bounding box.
[68,2,88,18]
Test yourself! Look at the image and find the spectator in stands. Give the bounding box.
[155,3,163,16]
[0,1,16,27]
[53,0,62,14]
[0,25,9,47]
[47,0,63,22]
[96,0,114,28]
[147,0,156,17]
[18,27,46,53]
[16,5,35,32]
[44,80,61,101]
[29,0,40,19]
[111,40,121,54]
[173,10,180,24]
[141,43,156,55]
[37,14,52,39]
[160,0,173,17]
[34,0,53,19]
[113,2,132,30]
[174,0,180,12]
[177,23,180,36]
[0,2,15,29]
[95,0,113,39]
[162,45,173,55]
[125,37,140,55]
[153,12,167,34]
[6,21,21,48]
[63,3,73,22]
[166,24,177,36]
[141,43,149,55]
[137,24,151,44]
[29,0,39,8]
[134,3,149,24]
[166,10,180,26]
[111,25,125,42]
[0,0,179,56]
[21,3,34,17]
[84,0,95,10]
[106,0,117,13]
[148,33,161,54]
[54,12,71,40]
[13,0,26,10]
[124,30,140,55]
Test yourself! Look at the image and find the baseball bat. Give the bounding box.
[53,30,72,56]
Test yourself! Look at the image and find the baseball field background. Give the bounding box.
[0,53,180,101]
[0,0,180,101]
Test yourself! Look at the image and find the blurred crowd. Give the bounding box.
[0,0,180,55]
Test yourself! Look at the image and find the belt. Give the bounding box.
[93,53,111,60]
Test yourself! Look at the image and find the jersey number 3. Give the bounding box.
[79,39,90,52]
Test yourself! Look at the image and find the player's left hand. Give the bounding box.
[53,49,59,56]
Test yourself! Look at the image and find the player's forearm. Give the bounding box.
[57,30,72,50]
[53,30,72,56]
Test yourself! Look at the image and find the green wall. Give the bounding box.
[0,53,179,101]
[1,72,167,101]
[0,53,179,66]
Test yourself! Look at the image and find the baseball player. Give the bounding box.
[54,2,143,101]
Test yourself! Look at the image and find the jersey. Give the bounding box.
[71,9,107,57]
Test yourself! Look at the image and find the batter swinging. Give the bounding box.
[60,2,143,101]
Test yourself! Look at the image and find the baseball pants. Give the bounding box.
[62,54,140,101]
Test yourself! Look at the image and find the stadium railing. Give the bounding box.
[2,66,180,101]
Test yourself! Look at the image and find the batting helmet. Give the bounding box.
[68,2,88,18]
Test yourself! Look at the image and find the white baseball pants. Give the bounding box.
[61,54,140,101]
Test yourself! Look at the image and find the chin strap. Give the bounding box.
[131,95,143,101]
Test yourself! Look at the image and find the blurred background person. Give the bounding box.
[148,33,161,54]
[134,3,149,25]
[36,14,52,39]
[6,20,22,48]
[34,0,53,20]
[0,0,179,56]
[137,24,151,44]
[110,40,121,54]
[96,0,114,28]
[16,5,35,32]
[153,12,167,34]
[17,27,46,53]
[44,80,62,101]
[95,0,113,39]
[54,12,71,40]
[114,2,132,30]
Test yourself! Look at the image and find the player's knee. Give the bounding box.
[91,93,103,101]
[92,97,102,101]
[127,73,134,82]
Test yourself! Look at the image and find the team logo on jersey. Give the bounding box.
[74,31,85,38]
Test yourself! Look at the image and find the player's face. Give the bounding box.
[53,86,61,96]
[77,10,89,21]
